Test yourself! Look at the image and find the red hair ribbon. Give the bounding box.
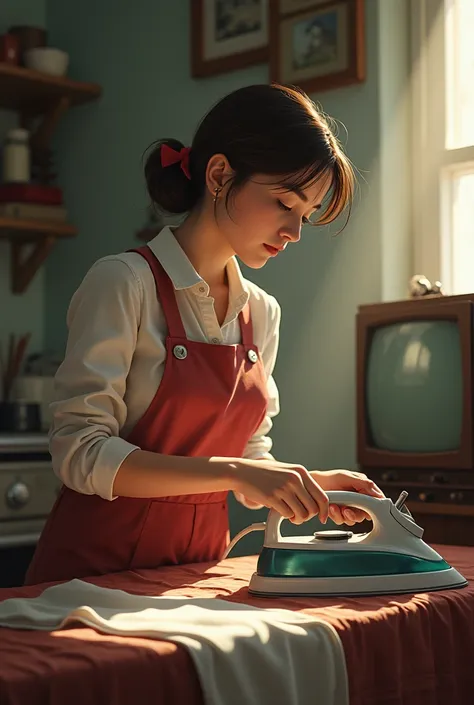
[160,143,191,180]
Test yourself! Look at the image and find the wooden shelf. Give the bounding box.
[0,217,77,294]
[0,62,101,115]
[0,217,77,238]
[0,61,101,292]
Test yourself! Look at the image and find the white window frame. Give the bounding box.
[411,0,474,293]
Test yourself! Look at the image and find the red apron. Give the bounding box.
[25,246,268,585]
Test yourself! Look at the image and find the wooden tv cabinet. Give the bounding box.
[356,467,474,546]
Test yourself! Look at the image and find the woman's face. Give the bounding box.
[216,171,333,269]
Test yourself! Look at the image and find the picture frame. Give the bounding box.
[191,0,269,78]
[269,0,365,93]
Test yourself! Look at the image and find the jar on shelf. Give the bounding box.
[2,128,31,183]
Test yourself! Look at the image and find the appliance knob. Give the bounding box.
[381,471,397,482]
[430,473,447,484]
[6,481,30,509]
[418,491,435,502]
[449,491,464,502]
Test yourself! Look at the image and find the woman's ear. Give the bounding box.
[205,153,234,197]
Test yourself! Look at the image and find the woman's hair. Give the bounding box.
[144,83,355,227]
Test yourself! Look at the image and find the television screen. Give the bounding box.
[366,320,463,453]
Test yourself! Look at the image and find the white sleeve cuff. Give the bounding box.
[90,436,141,501]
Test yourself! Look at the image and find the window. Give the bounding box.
[412,0,474,294]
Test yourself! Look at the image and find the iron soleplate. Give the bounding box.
[248,567,468,598]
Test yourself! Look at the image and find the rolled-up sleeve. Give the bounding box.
[49,258,143,501]
[242,296,281,461]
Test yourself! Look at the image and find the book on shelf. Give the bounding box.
[0,202,68,222]
[0,183,63,205]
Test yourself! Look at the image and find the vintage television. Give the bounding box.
[356,292,474,545]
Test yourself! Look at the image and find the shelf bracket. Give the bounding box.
[21,95,71,152]
[11,236,57,294]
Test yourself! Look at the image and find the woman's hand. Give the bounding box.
[230,458,329,524]
[233,491,265,510]
[310,469,384,525]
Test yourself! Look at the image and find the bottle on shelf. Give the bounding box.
[2,128,31,184]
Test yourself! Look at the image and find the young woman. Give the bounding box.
[25,83,383,585]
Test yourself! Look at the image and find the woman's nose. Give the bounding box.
[282,224,301,243]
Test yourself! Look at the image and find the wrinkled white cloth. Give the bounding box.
[0,580,349,705]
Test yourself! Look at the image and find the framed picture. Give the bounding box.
[191,0,269,78]
[269,0,365,93]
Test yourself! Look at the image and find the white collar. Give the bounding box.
[147,226,249,317]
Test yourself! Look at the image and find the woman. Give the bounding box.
[25,83,383,585]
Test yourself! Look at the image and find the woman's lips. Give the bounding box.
[263,244,281,256]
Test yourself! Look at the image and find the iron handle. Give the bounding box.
[265,490,423,544]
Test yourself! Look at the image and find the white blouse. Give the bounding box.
[50,226,281,501]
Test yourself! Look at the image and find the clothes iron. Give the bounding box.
[224,490,468,597]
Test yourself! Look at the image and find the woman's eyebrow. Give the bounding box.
[278,183,321,208]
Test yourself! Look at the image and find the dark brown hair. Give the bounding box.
[144,83,355,227]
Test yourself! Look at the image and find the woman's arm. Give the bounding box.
[50,256,148,500]
[234,292,281,509]
[112,449,236,496]
[241,293,281,462]
[114,450,329,525]
[49,257,328,522]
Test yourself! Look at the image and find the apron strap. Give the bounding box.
[238,302,254,347]
[130,246,255,346]
[129,246,187,339]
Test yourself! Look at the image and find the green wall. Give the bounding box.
[2,0,411,554]
[0,0,46,355]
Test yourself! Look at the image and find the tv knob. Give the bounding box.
[381,471,397,482]
[6,481,30,509]
[430,473,447,484]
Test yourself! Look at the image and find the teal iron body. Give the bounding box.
[225,490,468,597]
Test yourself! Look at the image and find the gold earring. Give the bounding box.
[213,187,221,203]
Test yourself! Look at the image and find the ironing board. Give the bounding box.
[0,544,473,705]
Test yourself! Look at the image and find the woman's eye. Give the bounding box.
[277,200,291,212]
[278,200,314,225]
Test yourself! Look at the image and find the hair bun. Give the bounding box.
[144,138,197,214]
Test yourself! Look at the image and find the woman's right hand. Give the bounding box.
[230,458,329,524]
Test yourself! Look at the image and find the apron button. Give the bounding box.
[247,349,258,363]
[173,345,188,360]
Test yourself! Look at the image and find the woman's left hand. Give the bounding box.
[310,469,385,526]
